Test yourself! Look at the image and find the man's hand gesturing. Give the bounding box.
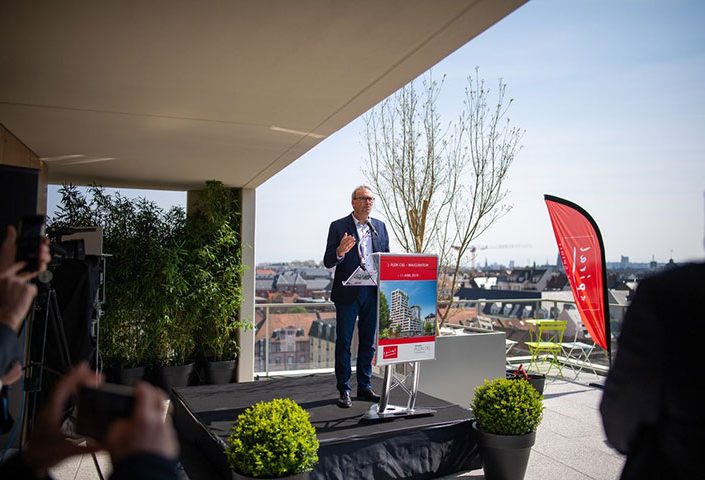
[336,233,356,258]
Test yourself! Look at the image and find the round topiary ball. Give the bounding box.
[226,398,319,478]
[471,377,544,436]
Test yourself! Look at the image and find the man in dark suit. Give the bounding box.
[600,261,705,480]
[324,185,390,408]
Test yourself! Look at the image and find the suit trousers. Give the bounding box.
[334,286,377,393]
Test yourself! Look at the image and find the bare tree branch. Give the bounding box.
[362,68,523,331]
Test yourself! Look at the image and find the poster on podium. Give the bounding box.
[374,253,437,366]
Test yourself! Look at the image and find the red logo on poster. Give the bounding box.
[383,346,398,360]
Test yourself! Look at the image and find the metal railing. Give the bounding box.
[253,297,630,377]
[254,301,334,377]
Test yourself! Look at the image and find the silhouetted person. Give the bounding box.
[600,261,705,480]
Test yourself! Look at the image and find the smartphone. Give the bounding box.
[16,215,46,272]
[75,383,135,441]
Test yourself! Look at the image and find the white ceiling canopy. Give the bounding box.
[0,0,525,190]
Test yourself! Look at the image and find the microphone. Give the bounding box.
[367,221,378,237]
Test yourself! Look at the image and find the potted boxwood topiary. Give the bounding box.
[470,377,544,480]
[226,398,319,479]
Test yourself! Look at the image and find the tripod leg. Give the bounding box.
[49,289,72,370]
[21,298,50,444]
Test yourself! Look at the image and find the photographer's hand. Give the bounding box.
[0,226,16,272]
[0,225,50,273]
[22,363,103,477]
[0,226,51,333]
[0,262,39,333]
[0,361,22,387]
[105,381,179,465]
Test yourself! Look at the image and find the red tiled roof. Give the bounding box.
[255,312,317,340]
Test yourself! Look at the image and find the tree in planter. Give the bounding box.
[363,69,523,332]
[49,185,195,369]
[186,181,248,363]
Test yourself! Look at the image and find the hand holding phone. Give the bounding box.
[76,383,135,441]
[16,215,46,273]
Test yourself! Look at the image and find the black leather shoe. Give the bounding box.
[337,391,352,408]
[357,388,380,402]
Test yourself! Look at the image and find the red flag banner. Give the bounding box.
[544,195,610,351]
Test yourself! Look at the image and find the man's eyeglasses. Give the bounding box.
[354,196,375,202]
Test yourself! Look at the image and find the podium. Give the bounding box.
[352,253,438,421]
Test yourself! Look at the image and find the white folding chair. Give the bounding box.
[476,316,494,331]
[561,329,598,378]
[505,338,518,368]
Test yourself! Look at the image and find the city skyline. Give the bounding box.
[48,1,705,267]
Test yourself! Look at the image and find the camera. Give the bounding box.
[75,383,135,441]
[16,214,46,272]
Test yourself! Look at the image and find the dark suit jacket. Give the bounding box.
[600,262,705,480]
[323,214,389,304]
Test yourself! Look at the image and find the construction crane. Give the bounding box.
[454,244,531,270]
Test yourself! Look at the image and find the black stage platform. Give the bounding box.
[173,373,481,480]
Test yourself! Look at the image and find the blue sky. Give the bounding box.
[48,1,705,267]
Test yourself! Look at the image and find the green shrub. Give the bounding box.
[187,180,247,361]
[471,377,543,435]
[49,181,248,367]
[49,184,193,367]
[226,398,319,478]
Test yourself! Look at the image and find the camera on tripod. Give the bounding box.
[21,220,106,437]
[46,225,104,272]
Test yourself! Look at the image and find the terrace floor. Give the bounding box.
[43,367,625,480]
[442,369,626,480]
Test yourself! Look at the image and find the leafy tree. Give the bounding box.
[49,180,248,367]
[363,68,523,329]
[187,180,248,361]
[50,184,192,366]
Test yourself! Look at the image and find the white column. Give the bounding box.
[237,187,256,382]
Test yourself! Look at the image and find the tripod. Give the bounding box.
[19,276,106,479]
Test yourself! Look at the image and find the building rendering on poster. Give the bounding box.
[375,254,437,366]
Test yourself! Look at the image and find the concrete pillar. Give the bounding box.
[238,187,256,382]
[186,185,256,382]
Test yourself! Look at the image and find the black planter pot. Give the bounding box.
[506,371,546,395]
[150,363,195,395]
[205,359,237,384]
[231,470,310,480]
[110,366,147,387]
[472,421,536,480]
